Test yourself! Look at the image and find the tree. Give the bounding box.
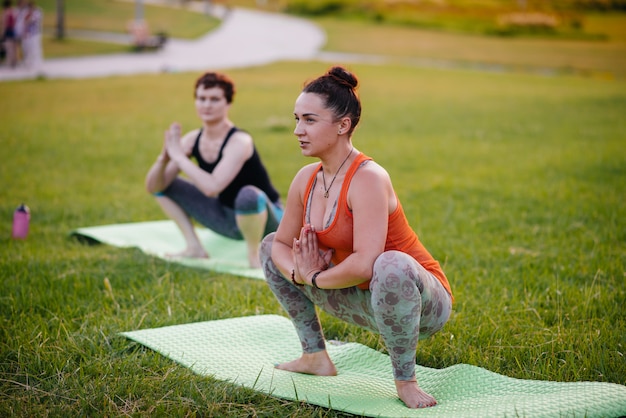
[55,0,64,40]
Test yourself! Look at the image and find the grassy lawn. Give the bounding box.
[33,0,626,79]
[1,60,625,415]
[39,0,220,37]
[315,13,626,79]
[41,37,134,58]
[38,0,221,57]
[2,1,626,417]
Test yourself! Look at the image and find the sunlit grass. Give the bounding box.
[37,0,220,58]
[315,14,626,78]
[1,61,625,416]
[37,0,220,53]
[33,0,626,79]
[42,36,129,57]
[39,0,220,37]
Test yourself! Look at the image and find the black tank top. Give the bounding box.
[191,127,280,208]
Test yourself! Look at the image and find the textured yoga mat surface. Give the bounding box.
[121,314,626,418]
[72,220,264,280]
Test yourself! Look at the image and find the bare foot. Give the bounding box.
[395,379,437,408]
[165,248,209,259]
[275,351,337,376]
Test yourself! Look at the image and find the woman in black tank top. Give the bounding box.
[145,71,283,268]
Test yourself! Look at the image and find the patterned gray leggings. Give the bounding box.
[157,177,283,239]
[260,233,452,381]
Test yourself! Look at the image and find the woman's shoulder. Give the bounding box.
[180,128,201,152]
[223,127,253,149]
[290,162,319,186]
[352,158,392,189]
[356,157,389,177]
[181,128,201,143]
[230,127,252,139]
[223,128,254,160]
[297,162,320,176]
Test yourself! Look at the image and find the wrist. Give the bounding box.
[291,269,304,287]
[311,271,322,289]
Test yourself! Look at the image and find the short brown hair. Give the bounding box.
[194,72,235,103]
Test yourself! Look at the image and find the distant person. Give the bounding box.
[1,0,17,67]
[127,19,150,49]
[12,0,25,63]
[145,71,283,268]
[21,0,41,71]
[260,66,453,408]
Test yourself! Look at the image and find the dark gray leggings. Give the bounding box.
[260,232,452,381]
[157,177,283,239]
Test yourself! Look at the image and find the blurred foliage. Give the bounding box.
[281,0,624,38]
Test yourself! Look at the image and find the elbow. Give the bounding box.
[197,184,220,198]
[200,189,215,198]
[145,177,157,194]
[145,175,164,195]
[353,254,378,280]
[358,265,375,281]
[145,181,154,194]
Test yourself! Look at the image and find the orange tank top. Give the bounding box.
[303,152,453,297]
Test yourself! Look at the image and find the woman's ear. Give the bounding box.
[338,117,352,134]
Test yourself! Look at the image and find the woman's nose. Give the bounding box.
[294,121,304,136]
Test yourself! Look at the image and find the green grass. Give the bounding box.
[39,0,219,37]
[1,61,625,416]
[315,13,626,79]
[41,37,133,58]
[32,1,626,80]
[38,0,220,58]
[282,0,623,40]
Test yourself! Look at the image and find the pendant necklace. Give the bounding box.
[321,147,354,198]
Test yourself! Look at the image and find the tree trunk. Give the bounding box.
[55,0,65,40]
[135,0,144,21]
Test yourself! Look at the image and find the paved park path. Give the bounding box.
[0,2,326,82]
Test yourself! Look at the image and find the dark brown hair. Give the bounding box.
[302,66,361,135]
[194,72,235,103]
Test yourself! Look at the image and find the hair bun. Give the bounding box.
[328,66,358,90]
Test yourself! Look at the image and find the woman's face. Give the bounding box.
[195,85,230,124]
[293,92,341,157]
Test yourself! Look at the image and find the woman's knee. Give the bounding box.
[371,250,420,294]
[260,232,275,264]
[234,185,266,214]
[373,250,414,280]
[373,250,410,269]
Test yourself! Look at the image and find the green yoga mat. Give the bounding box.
[72,220,264,280]
[121,314,626,418]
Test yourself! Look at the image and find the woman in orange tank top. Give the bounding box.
[260,66,453,409]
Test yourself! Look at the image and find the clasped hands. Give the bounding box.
[292,224,332,286]
[159,122,185,164]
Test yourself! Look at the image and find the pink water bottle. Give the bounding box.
[12,204,30,239]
